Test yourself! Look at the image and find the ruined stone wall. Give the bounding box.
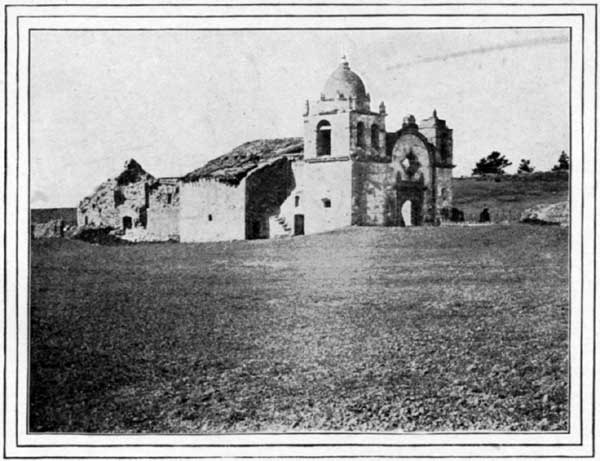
[116,181,151,228]
[436,167,453,211]
[149,182,180,209]
[245,158,295,239]
[77,179,119,227]
[179,179,246,242]
[351,161,396,226]
[78,180,149,228]
[77,160,154,230]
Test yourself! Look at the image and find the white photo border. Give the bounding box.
[2,2,596,459]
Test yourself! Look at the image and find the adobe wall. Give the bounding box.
[245,158,296,239]
[147,208,179,239]
[276,158,353,235]
[179,179,246,242]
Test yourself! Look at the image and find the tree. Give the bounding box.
[472,151,512,175]
[552,151,569,171]
[517,159,535,174]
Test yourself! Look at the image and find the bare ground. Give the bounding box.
[30,224,569,432]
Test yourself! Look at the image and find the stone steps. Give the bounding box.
[276,216,292,234]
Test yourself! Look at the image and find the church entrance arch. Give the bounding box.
[396,182,425,226]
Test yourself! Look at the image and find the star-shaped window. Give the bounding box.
[401,150,421,178]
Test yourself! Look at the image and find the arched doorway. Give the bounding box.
[395,180,425,226]
[316,120,331,156]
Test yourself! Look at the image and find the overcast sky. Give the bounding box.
[30,28,570,208]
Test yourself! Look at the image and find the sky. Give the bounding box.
[30,28,570,208]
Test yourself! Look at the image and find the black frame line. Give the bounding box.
[4,13,596,16]
[2,2,600,7]
[12,9,587,450]
[2,3,594,458]
[18,19,580,443]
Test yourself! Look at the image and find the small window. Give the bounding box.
[84,216,88,225]
[322,198,331,208]
[167,193,173,205]
[208,214,213,221]
[295,196,300,207]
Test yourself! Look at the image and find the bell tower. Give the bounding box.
[303,56,386,159]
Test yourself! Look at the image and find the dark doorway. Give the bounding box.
[252,220,261,238]
[294,214,305,235]
[122,216,133,230]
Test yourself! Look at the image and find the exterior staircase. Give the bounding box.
[275,215,293,236]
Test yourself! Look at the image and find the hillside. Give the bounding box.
[452,171,569,222]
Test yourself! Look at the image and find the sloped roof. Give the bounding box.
[183,137,304,185]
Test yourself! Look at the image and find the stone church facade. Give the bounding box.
[78,57,454,242]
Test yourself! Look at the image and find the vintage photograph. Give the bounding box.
[29,27,570,434]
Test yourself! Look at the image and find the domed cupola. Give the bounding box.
[322,56,370,110]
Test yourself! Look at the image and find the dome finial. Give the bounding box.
[340,46,349,67]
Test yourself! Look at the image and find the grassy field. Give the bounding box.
[30,224,569,433]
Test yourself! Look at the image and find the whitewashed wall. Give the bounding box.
[179,179,246,242]
[277,159,353,236]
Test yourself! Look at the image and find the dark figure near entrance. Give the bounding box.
[451,208,465,222]
[441,207,465,223]
[479,208,491,223]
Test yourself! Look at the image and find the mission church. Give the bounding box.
[77,56,455,242]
